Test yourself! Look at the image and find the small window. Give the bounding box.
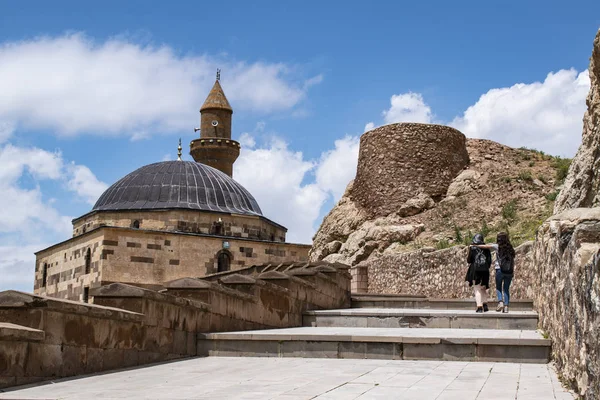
[85,248,91,274]
[42,263,48,287]
[132,220,140,229]
[83,287,89,303]
[217,251,231,272]
[212,221,223,235]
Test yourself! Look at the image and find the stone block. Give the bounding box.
[338,341,366,359]
[0,341,28,377]
[365,342,397,360]
[476,344,550,363]
[60,344,86,377]
[403,343,476,361]
[211,340,279,357]
[25,343,63,378]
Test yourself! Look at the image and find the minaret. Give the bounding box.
[190,70,240,177]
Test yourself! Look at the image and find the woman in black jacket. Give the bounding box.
[472,232,515,313]
[466,233,492,313]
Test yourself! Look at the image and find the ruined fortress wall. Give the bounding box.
[351,123,470,217]
[362,243,535,299]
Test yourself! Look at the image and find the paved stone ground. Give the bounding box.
[0,357,575,400]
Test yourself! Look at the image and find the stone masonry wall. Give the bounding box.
[72,209,287,242]
[351,123,470,218]
[33,230,104,301]
[35,226,310,301]
[363,243,534,300]
[530,208,600,398]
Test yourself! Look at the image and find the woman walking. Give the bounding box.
[466,233,492,313]
[472,232,515,313]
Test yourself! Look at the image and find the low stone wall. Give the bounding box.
[530,208,600,398]
[363,243,535,300]
[0,262,351,389]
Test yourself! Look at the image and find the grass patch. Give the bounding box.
[546,191,559,202]
[518,171,533,182]
[502,200,518,223]
[436,239,452,250]
[551,156,572,185]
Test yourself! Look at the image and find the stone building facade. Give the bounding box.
[34,75,310,302]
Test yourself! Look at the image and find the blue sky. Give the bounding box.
[0,1,598,290]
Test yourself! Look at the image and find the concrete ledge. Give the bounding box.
[0,322,44,342]
[197,335,550,363]
[303,308,539,330]
[351,298,534,311]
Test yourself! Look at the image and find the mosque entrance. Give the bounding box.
[217,251,231,272]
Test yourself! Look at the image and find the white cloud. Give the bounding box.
[364,122,375,132]
[234,136,328,244]
[451,69,589,157]
[315,135,360,201]
[382,92,433,124]
[66,163,109,205]
[238,132,257,148]
[0,33,321,138]
[0,245,42,291]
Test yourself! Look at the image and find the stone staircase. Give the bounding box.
[198,293,551,363]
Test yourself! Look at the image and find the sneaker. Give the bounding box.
[503,305,509,313]
[476,307,484,313]
[496,302,504,312]
[483,304,489,312]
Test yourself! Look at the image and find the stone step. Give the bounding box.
[352,296,534,311]
[198,327,551,364]
[303,308,539,330]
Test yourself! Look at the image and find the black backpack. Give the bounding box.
[499,252,514,274]
[472,247,489,272]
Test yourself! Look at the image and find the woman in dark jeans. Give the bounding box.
[472,232,515,313]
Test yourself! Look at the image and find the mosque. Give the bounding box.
[33,73,311,302]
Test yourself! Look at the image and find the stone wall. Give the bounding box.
[363,243,534,300]
[530,208,600,398]
[33,229,104,302]
[35,226,310,301]
[0,262,351,389]
[351,123,469,218]
[72,209,287,242]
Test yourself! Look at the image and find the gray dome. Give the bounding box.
[93,161,262,216]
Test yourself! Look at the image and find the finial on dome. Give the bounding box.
[177,138,182,161]
[216,68,221,81]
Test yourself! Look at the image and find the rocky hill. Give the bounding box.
[311,128,571,266]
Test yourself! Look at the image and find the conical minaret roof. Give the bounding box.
[200,80,233,112]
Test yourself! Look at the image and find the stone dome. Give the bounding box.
[93,161,262,216]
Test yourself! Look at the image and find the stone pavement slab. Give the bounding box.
[0,357,575,399]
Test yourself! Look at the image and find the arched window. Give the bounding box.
[217,251,231,272]
[42,263,48,287]
[85,248,91,274]
[132,220,140,229]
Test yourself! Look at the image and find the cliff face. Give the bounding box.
[554,31,600,213]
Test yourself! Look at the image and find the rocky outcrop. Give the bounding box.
[531,208,600,398]
[554,30,600,213]
[311,133,561,265]
[351,123,469,218]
